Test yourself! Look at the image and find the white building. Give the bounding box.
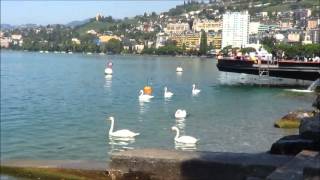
[192,19,222,32]
[87,29,97,35]
[222,11,249,48]
[164,22,190,35]
[156,32,169,48]
[1,37,11,48]
[11,34,23,46]
[249,22,260,35]
[71,38,81,45]
[134,44,144,53]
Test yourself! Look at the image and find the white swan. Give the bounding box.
[108,117,140,138]
[192,84,201,95]
[172,126,198,144]
[175,109,187,119]
[176,66,183,72]
[164,87,174,98]
[139,90,154,101]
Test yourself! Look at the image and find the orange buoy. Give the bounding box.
[143,86,153,95]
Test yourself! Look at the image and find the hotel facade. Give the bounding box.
[222,11,250,48]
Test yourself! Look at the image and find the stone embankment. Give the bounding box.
[108,149,319,180]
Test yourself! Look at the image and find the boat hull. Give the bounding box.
[216,59,320,81]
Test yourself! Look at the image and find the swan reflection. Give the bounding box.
[174,142,197,151]
[108,136,135,155]
[175,119,186,132]
[139,100,150,114]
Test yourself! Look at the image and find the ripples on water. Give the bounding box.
[0,51,315,162]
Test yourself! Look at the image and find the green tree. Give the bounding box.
[240,47,256,54]
[199,30,207,55]
[142,47,156,54]
[182,43,186,52]
[220,45,232,56]
[156,45,182,55]
[261,37,276,53]
[105,38,122,54]
[208,42,214,51]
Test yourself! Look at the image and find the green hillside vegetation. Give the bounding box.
[261,0,320,12]
[180,0,319,15]
[75,21,114,36]
[74,17,139,37]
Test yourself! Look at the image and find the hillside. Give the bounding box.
[74,17,138,36]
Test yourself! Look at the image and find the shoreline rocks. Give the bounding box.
[270,95,320,155]
[274,110,313,128]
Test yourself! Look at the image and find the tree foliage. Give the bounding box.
[199,30,207,55]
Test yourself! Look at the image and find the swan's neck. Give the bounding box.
[109,119,114,134]
[174,128,180,140]
[139,91,143,96]
[192,86,195,91]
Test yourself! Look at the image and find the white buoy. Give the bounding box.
[105,61,113,75]
[176,66,183,72]
[104,68,113,75]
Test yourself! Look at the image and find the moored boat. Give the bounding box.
[216,58,320,81]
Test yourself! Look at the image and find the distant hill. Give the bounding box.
[66,19,90,28]
[1,24,15,30]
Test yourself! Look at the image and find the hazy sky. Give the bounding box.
[1,1,184,25]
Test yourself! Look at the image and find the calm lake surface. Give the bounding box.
[1,50,315,162]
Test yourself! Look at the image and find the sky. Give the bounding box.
[1,1,184,25]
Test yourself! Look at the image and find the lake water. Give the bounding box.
[0,50,315,162]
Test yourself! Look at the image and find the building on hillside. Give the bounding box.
[287,32,301,43]
[71,38,81,45]
[258,24,279,33]
[306,29,320,43]
[307,19,319,29]
[249,22,260,35]
[222,11,249,48]
[133,44,144,53]
[11,34,23,46]
[1,37,11,48]
[156,32,169,48]
[302,32,313,45]
[261,12,268,17]
[279,21,293,30]
[208,33,222,50]
[164,22,190,35]
[145,40,154,48]
[143,22,154,32]
[11,34,22,40]
[123,46,130,51]
[192,19,222,32]
[99,35,121,43]
[87,29,97,35]
[170,32,222,51]
[171,32,200,50]
[96,13,103,21]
